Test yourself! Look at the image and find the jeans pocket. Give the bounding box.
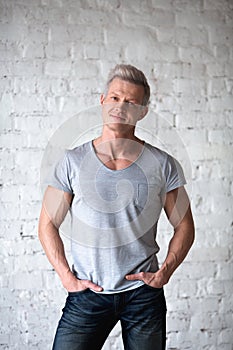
[68,289,89,296]
[143,283,163,292]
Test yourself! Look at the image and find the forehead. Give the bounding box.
[107,78,144,101]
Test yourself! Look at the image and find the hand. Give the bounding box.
[125,269,170,289]
[62,271,103,293]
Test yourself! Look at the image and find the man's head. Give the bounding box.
[105,64,150,106]
[100,64,150,129]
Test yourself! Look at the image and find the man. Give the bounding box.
[38,64,195,350]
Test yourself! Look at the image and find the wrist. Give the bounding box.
[159,257,176,282]
[60,270,76,288]
[162,251,177,272]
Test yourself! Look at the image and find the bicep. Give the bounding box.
[39,186,73,230]
[163,186,194,229]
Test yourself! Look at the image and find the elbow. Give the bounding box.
[38,215,59,242]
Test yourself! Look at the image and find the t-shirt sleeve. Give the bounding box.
[165,154,186,193]
[46,151,73,194]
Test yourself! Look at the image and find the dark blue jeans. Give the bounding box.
[52,284,167,350]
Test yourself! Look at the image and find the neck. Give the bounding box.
[101,123,137,141]
[93,125,144,159]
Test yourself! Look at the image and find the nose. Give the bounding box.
[113,101,127,113]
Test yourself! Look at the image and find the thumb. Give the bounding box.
[82,280,103,292]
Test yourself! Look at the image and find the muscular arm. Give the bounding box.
[156,186,195,285]
[126,186,195,288]
[38,186,103,292]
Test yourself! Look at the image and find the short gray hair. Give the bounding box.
[106,64,150,106]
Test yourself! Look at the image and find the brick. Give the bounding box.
[209,95,233,112]
[0,42,23,62]
[128,39,172,64]
[187,143,233,162]
[14,149,43,167]
[174,27,191,46]
[22,42,45,59]
[13,77,37,94]
[0,132,28,149]
[0,220,22,240]
[173,78,207,96]
[13,115,42,132]
[45,42,72,59]
[209,26,233,46]
[190,297,219,313]
[44,59,72,77]
[36,77,66,95]
[68,7,118,26]
[176,111,227,129]
[0,185,20,202]
[156,27,176,43]
[72,60,99,79]
[176,9,225,27]
[167,311,190,332]
[19,201,41,220]
[45,5,70,24]
[216,262,233,281]
[123,8,175,28]
[166,299,189,312]
[0,202,20,220]
[10,271,44,290]
[84,44,101,60]
[208,77,228,96]
[0,23,28,42]
[208,129,233,144]
[10,59,43,77]
[190,27,209,47]
[14,93,48,113]
[207,62,226,77]
[176,95,208,112]
[12,3,49,25]
[189,247,230,262]
[178,46,215,63]
[214,44,231,63]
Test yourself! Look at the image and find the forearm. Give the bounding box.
[38,222,74,287]
[160,222,195,280]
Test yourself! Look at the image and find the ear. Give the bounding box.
[137,106,148,121]
[100,94,105,105]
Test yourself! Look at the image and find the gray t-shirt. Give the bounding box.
[48,141,186,293]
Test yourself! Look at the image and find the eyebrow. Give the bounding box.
[109,91,138,102]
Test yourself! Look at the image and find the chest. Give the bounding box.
[96,153,135,171]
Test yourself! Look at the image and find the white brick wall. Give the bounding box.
[0,0,232,349]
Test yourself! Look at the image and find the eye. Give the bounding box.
[127,101,136,106]
[111,96,118,101]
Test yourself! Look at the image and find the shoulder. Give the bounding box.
[144,142,170,163]
[144,142,185,178]
[65,141,92,161]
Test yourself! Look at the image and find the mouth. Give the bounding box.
[109,114,126,122]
